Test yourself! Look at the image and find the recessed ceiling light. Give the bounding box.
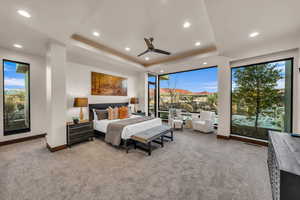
[17,10,31,18]
[183,21,191,28]
[160,70,164,73]
[125,47,130,51]
[249,32,259,38]
[93,31,100,37]
[13,44,23,49]
[145,57,150,61]
[203,62,207,65]
[195,42,201,46]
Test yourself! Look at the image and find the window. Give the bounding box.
[148,74,157,117]
[231,58,293,140]
[158,67,218,120]
[3,60,30,135]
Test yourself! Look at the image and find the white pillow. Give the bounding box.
[93,109,98,120]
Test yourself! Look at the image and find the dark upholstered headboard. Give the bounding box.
[89,103,129,121]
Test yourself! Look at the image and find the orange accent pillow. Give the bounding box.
[119,106,128,119]
[113,107,119,119]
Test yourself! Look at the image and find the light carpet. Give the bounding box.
[0,130,271,200]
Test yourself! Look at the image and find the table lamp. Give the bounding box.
[73,97,88,121]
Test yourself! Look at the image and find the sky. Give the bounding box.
[3,61,26,90]
[159,67,218,92]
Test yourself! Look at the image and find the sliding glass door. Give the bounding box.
[3,60,30,135]
[231,58,293,140]
[148,74,157,117]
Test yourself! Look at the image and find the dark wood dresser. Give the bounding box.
[67,120,94,147]
[268,131,300,200]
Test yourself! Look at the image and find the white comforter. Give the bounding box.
[94,116,162,139]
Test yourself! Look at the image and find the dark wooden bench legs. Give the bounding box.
[163,130,174,141]
[148,142,152,156]
[152,136,164,147]
[126,128,173,156]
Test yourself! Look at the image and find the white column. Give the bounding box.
[46,43,67,148]
[137,72,148,115]
[217,58,231,137]
[294,48,300,133]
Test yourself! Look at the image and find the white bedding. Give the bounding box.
[94,115,162,139]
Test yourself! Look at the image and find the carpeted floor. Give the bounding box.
[0,130,271,200]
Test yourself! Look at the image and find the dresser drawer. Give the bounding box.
[70,130,94,139]
[69,124,92,133]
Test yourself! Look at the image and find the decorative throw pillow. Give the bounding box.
[95,109,108,120]
[107,107,114,120]
[119,106,128,119]
[113,107,119,119]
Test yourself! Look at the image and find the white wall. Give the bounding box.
[66,62,141,121]
[0,48,46,142]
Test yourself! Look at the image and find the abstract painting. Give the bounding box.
[91,72,127,96]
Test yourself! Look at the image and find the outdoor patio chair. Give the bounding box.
[192,111,215,133]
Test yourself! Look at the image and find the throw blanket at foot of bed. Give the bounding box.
[105,116,154,146]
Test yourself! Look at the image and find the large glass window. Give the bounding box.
[3,60,30,135]
[148,74,157,117]
[158,67,218,120]
[231,58,293,140]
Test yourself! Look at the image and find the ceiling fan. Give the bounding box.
[137,37,171,57]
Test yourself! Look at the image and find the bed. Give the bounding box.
[89,103,162,140]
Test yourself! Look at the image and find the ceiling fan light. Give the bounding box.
[195,42,201,46]
[183,21,191,28]
[93,31,100,37]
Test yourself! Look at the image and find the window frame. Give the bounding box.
[2,59,31,136]
[230,57,294,139]
[147,74,157,117]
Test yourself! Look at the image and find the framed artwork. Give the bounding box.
[91,72,127,96]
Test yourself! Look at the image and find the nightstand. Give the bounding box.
[132,112,146,116]
[66,120,94,147]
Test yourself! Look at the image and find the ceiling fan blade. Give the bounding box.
[153,49,171,55]
[137,49,149,57]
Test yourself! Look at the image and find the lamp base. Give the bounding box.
[79,107,84,121]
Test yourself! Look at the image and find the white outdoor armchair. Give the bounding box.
[192,111,215,133]
[168,109,183,130]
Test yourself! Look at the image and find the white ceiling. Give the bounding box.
[204,0,300,58]
[0,0,299,69]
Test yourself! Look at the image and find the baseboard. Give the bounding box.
[216,135,230,140]
[46,143,67,152]
[0,133,46,146]
[230,135,268,146]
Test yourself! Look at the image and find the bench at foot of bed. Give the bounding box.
[125,125,173,156]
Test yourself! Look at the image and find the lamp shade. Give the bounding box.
[130,97,139,104]
[73,97,88,107]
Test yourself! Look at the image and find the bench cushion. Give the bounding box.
[131,125,171,143]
